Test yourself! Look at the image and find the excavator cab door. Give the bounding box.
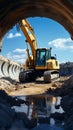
[36,48,51,66]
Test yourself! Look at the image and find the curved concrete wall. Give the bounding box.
[0,0,73,44]
[0,56,23,80]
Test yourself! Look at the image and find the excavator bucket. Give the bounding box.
[0,56,23,80]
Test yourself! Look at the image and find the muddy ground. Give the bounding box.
[0,76,73,130]
[0,76,66,96]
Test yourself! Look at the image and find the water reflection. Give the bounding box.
[25,94,64,119]
[12,94,64,125]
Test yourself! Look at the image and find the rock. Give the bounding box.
[0,128,5,130]
[32,124,64,130]
[38,117,50,124]
[55,105,60,109]
[15,112,29,127]
[8,127,27,130]
[28,118,37,129]
[15,112,37,129]
[11,120,25,128]
[0,90,25,107]
[0,103,15,128]
[50,112,65,121]
[64,114,73,130]
[61,95,73,114]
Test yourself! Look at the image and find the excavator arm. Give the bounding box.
[19,19,38,62]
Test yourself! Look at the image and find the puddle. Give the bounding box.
[12,94,64,126]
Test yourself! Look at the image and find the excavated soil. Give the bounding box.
[0,77,64,96]
[0,76,73,130]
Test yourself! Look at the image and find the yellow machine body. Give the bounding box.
[19,19,60,83]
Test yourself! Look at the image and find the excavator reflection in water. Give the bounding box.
[19,19,60,83]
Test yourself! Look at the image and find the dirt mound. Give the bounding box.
[53,76,73,130]
[62,75,73,88]
[48,76,73,97]
[60,75,73,96]
[0,90,37,130]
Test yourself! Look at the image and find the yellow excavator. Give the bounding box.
[19,19,60,83]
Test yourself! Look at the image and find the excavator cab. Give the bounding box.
[36,48,51,66]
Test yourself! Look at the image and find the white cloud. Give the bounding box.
[5,48,27,64]
[48,38,73,49]
[13,48,26,53]
[15,33,22,37]
[7,33,22,39]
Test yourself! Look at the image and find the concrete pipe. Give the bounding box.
[7,64,18,79]
[12,64,22,79]
[0,60,5,77]
[2,62,10,77]
[0,56,23,80]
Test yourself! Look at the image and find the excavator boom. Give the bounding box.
[19,19,38,61]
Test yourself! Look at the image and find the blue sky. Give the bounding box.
[1,17,73,64]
